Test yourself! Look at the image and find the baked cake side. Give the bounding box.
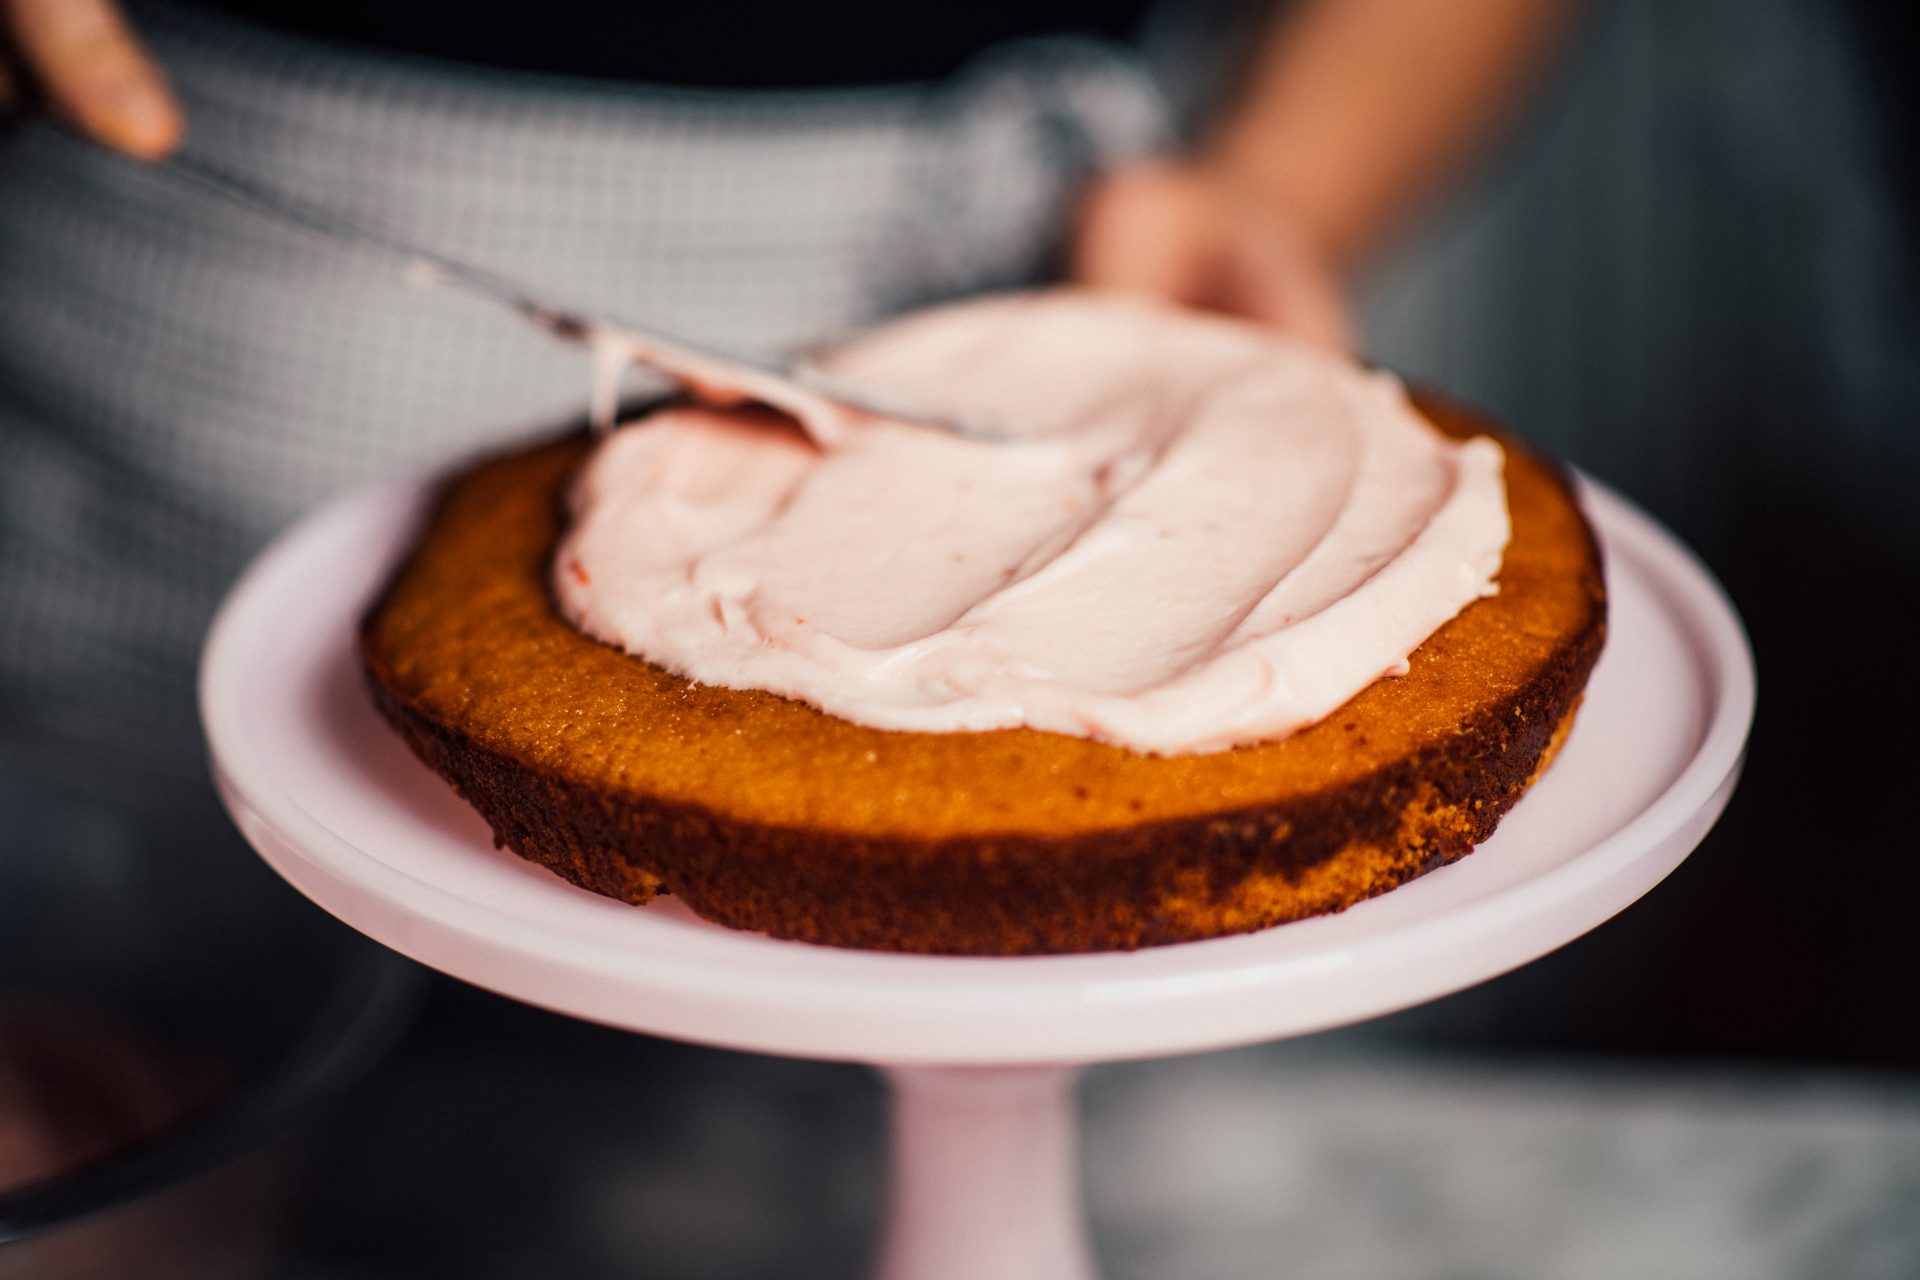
[359,394,1604,955]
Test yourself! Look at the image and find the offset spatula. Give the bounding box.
[156,150,1005,440]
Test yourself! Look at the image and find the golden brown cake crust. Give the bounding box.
[360,395,1606,954]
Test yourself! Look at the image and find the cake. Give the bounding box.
[360,293,1605,954]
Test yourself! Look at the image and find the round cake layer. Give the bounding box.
[556,294,1513,755]
[360,395,1605,954]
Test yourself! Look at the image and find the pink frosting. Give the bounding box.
[554,291,1509,755]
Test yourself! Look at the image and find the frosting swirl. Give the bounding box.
[555,291,1508,755]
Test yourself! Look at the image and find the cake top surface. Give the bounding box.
[553,290,1508,755]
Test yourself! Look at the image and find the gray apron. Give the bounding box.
[0,1,1172,760]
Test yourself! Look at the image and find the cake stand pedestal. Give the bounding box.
[201,473,1752,1280]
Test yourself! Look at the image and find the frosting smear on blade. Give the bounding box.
[554,292,1509,755]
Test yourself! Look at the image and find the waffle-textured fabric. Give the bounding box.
[0,1,1170,760]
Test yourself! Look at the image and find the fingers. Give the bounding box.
[1069,164,1219,305]
[3,0,182,158]
[1070,163,1357,354]
[1227,214,1358,355]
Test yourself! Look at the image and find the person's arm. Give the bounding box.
[1073,0,1574,348]
[0,0,182,158]
[1214,0,1571,265]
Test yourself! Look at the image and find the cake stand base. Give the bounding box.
[201,471,1752,1280]
[876,1065,1091,1280]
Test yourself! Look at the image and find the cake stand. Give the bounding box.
[200,471,1752,1280]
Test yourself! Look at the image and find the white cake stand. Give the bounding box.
[201,471,1751,1280]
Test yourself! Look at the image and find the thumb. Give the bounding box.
[4,0,183,158]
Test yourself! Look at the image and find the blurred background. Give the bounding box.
[2,0,1917,1276]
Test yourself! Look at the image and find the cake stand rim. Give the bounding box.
[199,464,1754,1065]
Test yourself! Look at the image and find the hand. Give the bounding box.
[1069,161,1355,354]
[1,0,182,158]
